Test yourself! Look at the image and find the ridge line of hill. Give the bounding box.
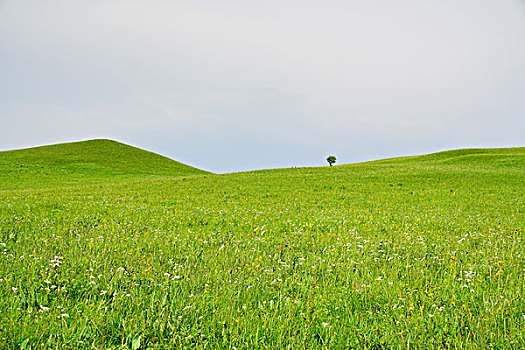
[0,139,210,190]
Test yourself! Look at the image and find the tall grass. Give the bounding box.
[1,148,524,349]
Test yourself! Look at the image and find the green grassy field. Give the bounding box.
[0,140,209,190]
[1,141,524,349]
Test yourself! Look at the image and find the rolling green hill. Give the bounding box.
[1,143,524,348]
[364,147,525,169]
[0,139,210,190]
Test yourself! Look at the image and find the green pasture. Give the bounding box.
[0,141,524,349]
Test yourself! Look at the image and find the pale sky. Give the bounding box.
[1,0,524,173]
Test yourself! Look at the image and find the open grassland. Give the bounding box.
[0,140,209,190]
[1,146,524,349]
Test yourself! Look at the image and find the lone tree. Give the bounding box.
[326,155,336,167]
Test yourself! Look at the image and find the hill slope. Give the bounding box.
[352,147,525,171]
[0,139,210,190]
[1,144,524,348]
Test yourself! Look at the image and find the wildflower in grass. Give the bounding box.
[496,269,503,277]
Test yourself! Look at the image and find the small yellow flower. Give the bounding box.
[497,261,504,266]
[496,269,503,277]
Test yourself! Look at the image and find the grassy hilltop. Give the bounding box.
[0,139,209,190]
[0,142,524,349]
[368,147,525,169]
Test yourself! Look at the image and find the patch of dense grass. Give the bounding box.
[0,139,210,190]
[0,145,524,349]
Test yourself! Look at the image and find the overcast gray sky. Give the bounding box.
[1,0,524,173]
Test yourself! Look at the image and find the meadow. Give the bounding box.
[1,141,524,349]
